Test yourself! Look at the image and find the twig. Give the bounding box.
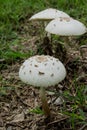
[47,116,69,126]
[79,124,87,130]
[6,122,24,128]
[80,45,87,49]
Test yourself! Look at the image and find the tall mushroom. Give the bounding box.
[19,55,66,116]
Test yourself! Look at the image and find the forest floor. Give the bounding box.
[0,19,87,130]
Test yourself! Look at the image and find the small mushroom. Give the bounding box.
[19,55,66,116]
[45,17,87,52]
[45,17,86,36]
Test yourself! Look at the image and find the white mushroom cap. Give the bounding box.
[19,55,66,87]
[45,17,86,36]
[29,8,70,21]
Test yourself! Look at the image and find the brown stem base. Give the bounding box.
[40,87,50,117]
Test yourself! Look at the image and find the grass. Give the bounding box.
[62,83,87,129]
[29,107,44,115]
[0,0,87,129]
[0,0,86,51]
[0,0,87,43]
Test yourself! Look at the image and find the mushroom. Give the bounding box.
[29,8,70,55]
[45,17,86,36]
[19,55,66,116]
[29,8,70,37]
[29,8,70,21]
[45,17,87,50]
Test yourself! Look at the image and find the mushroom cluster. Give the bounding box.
[29,8,86,53]
[29,8,86,35]
[19,8,86,117]
[19,55,66,116]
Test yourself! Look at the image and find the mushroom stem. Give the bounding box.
[62,37,71,52]
[44,21,51,42]
[40,87,50,117]
[64,42,70,51]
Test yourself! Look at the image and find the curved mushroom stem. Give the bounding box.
[61,37,70,51]
[44,21,52,42]
[40,87,50,117]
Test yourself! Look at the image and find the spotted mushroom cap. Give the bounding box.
[29,8,70,21]
[45,17,87,36]
[19,55,66,87]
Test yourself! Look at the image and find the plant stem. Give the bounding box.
[40,87,50,117]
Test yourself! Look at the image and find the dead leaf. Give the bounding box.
[0,127,6,130]
[11,112,25,123]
